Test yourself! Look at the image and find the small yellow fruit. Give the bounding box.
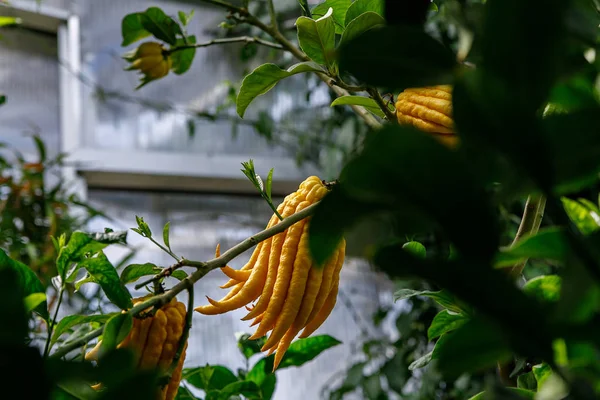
[126,41,172,81]
[395,85,458,147]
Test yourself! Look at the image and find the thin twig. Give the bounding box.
[298,0,311,17]
[50,201,320,359]
[44,286,65,357]
[267,0,279,32]
[167,36,284,53]
[148,237,180,262]
[367,87,397,121]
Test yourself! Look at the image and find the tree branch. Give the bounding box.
[168,36,284,52]
[367,88,397,121]
[50,201,321,359]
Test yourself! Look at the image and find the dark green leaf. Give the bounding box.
[427,310,468,340]
[79,252,132,310]
[171,270,188,280]
[259,373,276,400]
[184,365,238,391]
[296,12,336,68]
[265,168,274,200]
[362,374,383,400]
[494,228,570,268]
[172,35,197,75]
[330,95,386,118]
[236,62,324,118]
[311,0,351,33]
[140,7,182,45]
[0,267,28,344]
[100,313,133,358]
[0,94,5,105]
[555,254,600,324]
[339,25,456,90]
[186,118,196,138]
[0,249,48,320]
[33,135,46,162]
[345,0,384,25]
[522,275,562,303]
[163,222,171,250]
[480,0,569,112]
[58,231,111,280]
[238,333,267,360]
[120,263,161,284]
[434,319,512,378]
[55,381,99,399]
[216,380,260,400]
[51,314,115,346]
[277,334,342,369]
[468,388,536,399]
[517,372,538,391]
[121,13,151,46]
[339,11,385,48]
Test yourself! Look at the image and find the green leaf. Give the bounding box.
[120,263,162,284]
[523,275,562,303]
[345,0,384,26]
[58,231,114,280]
[362,374,384,400]
[562,197,600,235]
[259,374,276,400]
[184,365,238,391]
[339,11,385,48]
[171,270,188,280]
[468,388,536,400]
[32,135,46,162]
[393,289,465,314]
[311,0,352,33]
[402,241,426,259]
[121,13,151,46]
[433,319,512,378]
[178,9,195,27]
[100,313,133,358]
[216,381,260,400]
[79,252,133,310]
[278,334,342,369]
[427,310,468,341]
[296,11,336,68]
[0,16,21,27]
[55,381,100,399]
[74,273,96,290]
[51,314,115,346]
[0,94,6,105]
[265,168,274,200]
[171,35,197,75]
[480,0,569,113]
[517,372,538,391]
[494,227,570,268]
[236,62,324,118]
[532,363,552,387]
[338,25,456,90]
[24,293,46,314]
[163,222,171,250]
[237,333,267,360]
[0,249,48,320]
[140,7,182,46]
[0,267,27,344]
[330,95,386,118]
[309,124,499,265]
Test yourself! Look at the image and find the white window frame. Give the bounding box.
[3,1,318,197]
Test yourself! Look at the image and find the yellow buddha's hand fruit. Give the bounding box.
[395,85,458,147]
[85,297,188,400]
[125,41,172,81]
[195,176,346,371]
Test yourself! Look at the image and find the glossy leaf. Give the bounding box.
[338,25,456,90]
[494,227,570,268]
[23,293,46,314]
[139,7,182,46]
[171,36,196,75]
[184,365,238,391]
[393,289,466,314]
[236,62,324,118]
[100,313,133,358]
[0,249,48,320]
[522,275,562,303]
[345,0,384,25]
[213,381,260,400]
[120,263,160,284]
[402,241,426,259]
[427,310,468,341]
[51,314,115,346]
[330,95,385,118]
[279,334,342,369]
[79,252,133,310]
[121,13,151,46]
[311,0,352,33]
[237,333,267,360]
[296,10,336,68]
[339,11,385,47]
[58,231,111,280]
[433,319,512,378]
